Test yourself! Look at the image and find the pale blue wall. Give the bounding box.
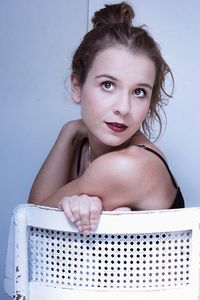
[1,0,200,298]
[89,0,200,207]
[0,1,87,298]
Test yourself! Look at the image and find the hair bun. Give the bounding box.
[92,2,135,28]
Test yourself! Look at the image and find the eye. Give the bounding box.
[134,88,146,98]
[101,81,115,91]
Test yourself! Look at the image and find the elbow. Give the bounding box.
[28,192,48,206]
[28,192,60,208]
[28,195,43,206]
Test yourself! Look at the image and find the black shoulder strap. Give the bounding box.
[77,138,88,176]
[135,145,178,189]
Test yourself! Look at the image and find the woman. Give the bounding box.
[28,2,184,235]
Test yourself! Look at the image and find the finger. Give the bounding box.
[89,198,102,231]
[79,198,90,235]
[59,197,76,223]
[69,197,81,225]
[69,198,83,232]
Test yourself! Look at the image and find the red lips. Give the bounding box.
[105,122,128,133]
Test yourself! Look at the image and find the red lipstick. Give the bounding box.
[105,122,128,133]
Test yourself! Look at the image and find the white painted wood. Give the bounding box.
[29,282,196,300]
[4,204,200,299]
[27,204,200,233]
[14,205,29,299]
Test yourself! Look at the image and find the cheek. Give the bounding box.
[80,96,100,125]
[133,101,150,119]
[80,90,107,116]
[145,101,151,115]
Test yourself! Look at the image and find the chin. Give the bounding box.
[101,136,131,148]
[89,129,133,148]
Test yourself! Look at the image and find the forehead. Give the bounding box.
[87,46,156,84]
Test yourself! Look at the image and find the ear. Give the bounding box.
[71,73,81,103]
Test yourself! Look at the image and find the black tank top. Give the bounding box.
[77,140,185,209]
[135,145,185,209]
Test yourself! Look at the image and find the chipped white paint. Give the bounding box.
[14,205,29,299]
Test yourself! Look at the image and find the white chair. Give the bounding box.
[4,204,200,299]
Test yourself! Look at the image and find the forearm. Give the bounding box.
[28,121,85,205]
[33,177,82,208]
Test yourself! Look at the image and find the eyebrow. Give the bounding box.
[137,83,153,90]
[95,74,119,81]
[95,74,153,90]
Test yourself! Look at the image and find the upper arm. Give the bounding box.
[37,146,175,210]
[78,152,134,210]
[75,149,174,210]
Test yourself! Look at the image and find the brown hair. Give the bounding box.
[71,2,174,140]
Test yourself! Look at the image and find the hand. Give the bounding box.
[75,119,88,136]
[59,194,102,235]
[64,119,88,138]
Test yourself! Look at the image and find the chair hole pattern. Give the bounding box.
[29,227,192,290]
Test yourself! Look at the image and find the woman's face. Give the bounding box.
[72,46,156,147]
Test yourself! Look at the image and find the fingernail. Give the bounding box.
[90,224,96,231]
[83,230,90,236]
[77,225,82,231]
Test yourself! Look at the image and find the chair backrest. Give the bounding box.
[4,204,200,300]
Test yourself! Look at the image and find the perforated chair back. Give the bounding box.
[4,204,200,299]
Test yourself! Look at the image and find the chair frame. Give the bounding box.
[4,204,200,299]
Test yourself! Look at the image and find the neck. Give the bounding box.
[87,134,132,162]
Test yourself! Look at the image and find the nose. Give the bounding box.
[113,91,131,116]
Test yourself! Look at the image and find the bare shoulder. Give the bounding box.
[60,119,87,139]
[78,145,176,211]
